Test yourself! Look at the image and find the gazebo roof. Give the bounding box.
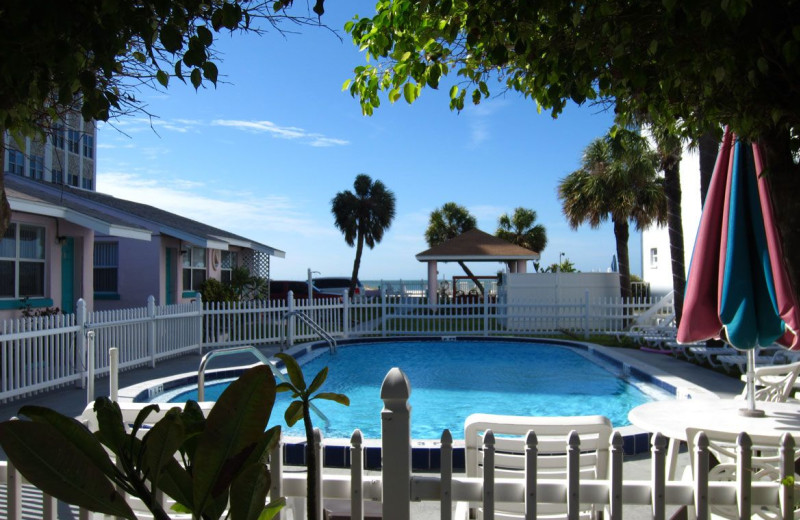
[415,228,540,262]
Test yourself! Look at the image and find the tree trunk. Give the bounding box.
[759,128,800,315]
[613,219,631,299]
[663,156,686,325]
[457,261,485,295]
[698,131,720,205]
[0,131,12,237]
[349,232,365,298]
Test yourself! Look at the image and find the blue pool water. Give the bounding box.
[167,341,665,438]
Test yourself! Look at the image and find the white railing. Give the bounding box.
[0,292,673,403]
[0,368,793,520]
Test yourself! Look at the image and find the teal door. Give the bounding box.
[166,248,175,304]
[61,237,75,313]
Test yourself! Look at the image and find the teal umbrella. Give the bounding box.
[678,128,800,415]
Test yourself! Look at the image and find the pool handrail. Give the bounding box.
[197,345,330,426]
[281,310,337,353]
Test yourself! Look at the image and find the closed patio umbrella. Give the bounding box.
[677,128,800,416]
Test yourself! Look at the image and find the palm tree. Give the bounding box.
[649,124,686,324]
[558,129,667,298]
[496,207,548,271]
[331,174,396,297]
[424,202,477,246]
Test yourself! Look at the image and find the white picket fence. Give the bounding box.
[0,292,671,403]
[0,368,794,520]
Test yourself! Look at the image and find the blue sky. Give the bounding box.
[97,2,638,281]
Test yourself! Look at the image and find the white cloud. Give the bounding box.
[97,171,332,240]
[212,119,349,147]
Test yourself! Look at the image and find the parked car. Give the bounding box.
[313,277,366,297]
[268,280,341,301]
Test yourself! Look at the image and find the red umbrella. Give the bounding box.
[677,128,800,415]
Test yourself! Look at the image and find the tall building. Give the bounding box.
[3,111,96,190]
[640,146,704,297]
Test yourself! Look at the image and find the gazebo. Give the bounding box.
[415,228,541,304]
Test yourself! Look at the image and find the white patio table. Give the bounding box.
[628,398,800,479]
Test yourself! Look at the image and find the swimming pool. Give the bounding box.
[160,339,672,439]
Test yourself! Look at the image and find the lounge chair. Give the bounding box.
[737,360,800,402]
[685,428,800,520]
[456,413,612,520]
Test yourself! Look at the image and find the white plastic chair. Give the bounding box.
[456,413,612,520]
[737,360,800,402]
[685,427,800,520]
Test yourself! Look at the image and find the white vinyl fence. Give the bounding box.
[0,292,673,403]
[0,368,793,520]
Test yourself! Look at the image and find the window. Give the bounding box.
[52,169,64,184]
[7,150,24,175]
[51,124,65,149]
[68,173,79,187]
[67,129,80,154]
[0,223,46,299]
[650,248,658,268]
[81,178,93,190]
[221,250,238,285]
[93,242,118,293]
[29,155,44,180]
[182,247,206,292]
[82,135,94,159]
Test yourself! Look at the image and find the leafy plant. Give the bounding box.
[0,365,283,520]
[276,353,349,520]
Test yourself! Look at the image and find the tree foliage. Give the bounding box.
[331,174,396,297]
[558,129,666,298]
[496,207,548,255]
[345,1,800,144]
[424,202,477,247]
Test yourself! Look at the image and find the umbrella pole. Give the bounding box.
[739,349,765,417]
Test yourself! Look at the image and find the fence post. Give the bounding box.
[381,368,411,520]
[147,295,156,368]
[86,330,95,406]
[381,287,388,337]
[584,290,590,339]
[287,291,295,347]
[483,294,490,336]
[76,299,87,389]
[342,289,350,339]
[196,297,204,355]
[110,347,119,401]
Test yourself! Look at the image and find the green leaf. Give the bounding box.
[18,406,118,480]
[342,79,352,91]
[403,82,417,103]
[93,398,127,456]
[174,61,185,82]
[192,365,275,515]
[131,404,161,438]
[276,353,306,392]
[757,57,769,74]
[275,382,295,394]
[157,458,194,512]
[196,26,213,47]
[229,463,271,520]
[306,367,328,395]
[284,401,303,427]
[141,410,185,492]
[449,85,459,99]
[0,421,136,519]
[202,62,219,85]
[190,68,202,89]
[313,392,350,406]
[156,70,169,87]
[388,88,401,103]
[160,23,183,53]
[261,498,287,520]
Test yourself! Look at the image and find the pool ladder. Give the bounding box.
[196,345,330,426]
[281,310,337,354]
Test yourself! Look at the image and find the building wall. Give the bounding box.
[3,113,96,190]
[640,146,704,297]
[95,235,162,311]
[0,213,94,320]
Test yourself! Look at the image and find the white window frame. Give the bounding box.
[7,150,24,175]
[0,223,46,299]
[51,124,65,149]
[29,154,44,180]
[221,250,238,285]
[67,129,80,154]
[649,247,659,269]
[82,135,94,159]
[182,246,207,292]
